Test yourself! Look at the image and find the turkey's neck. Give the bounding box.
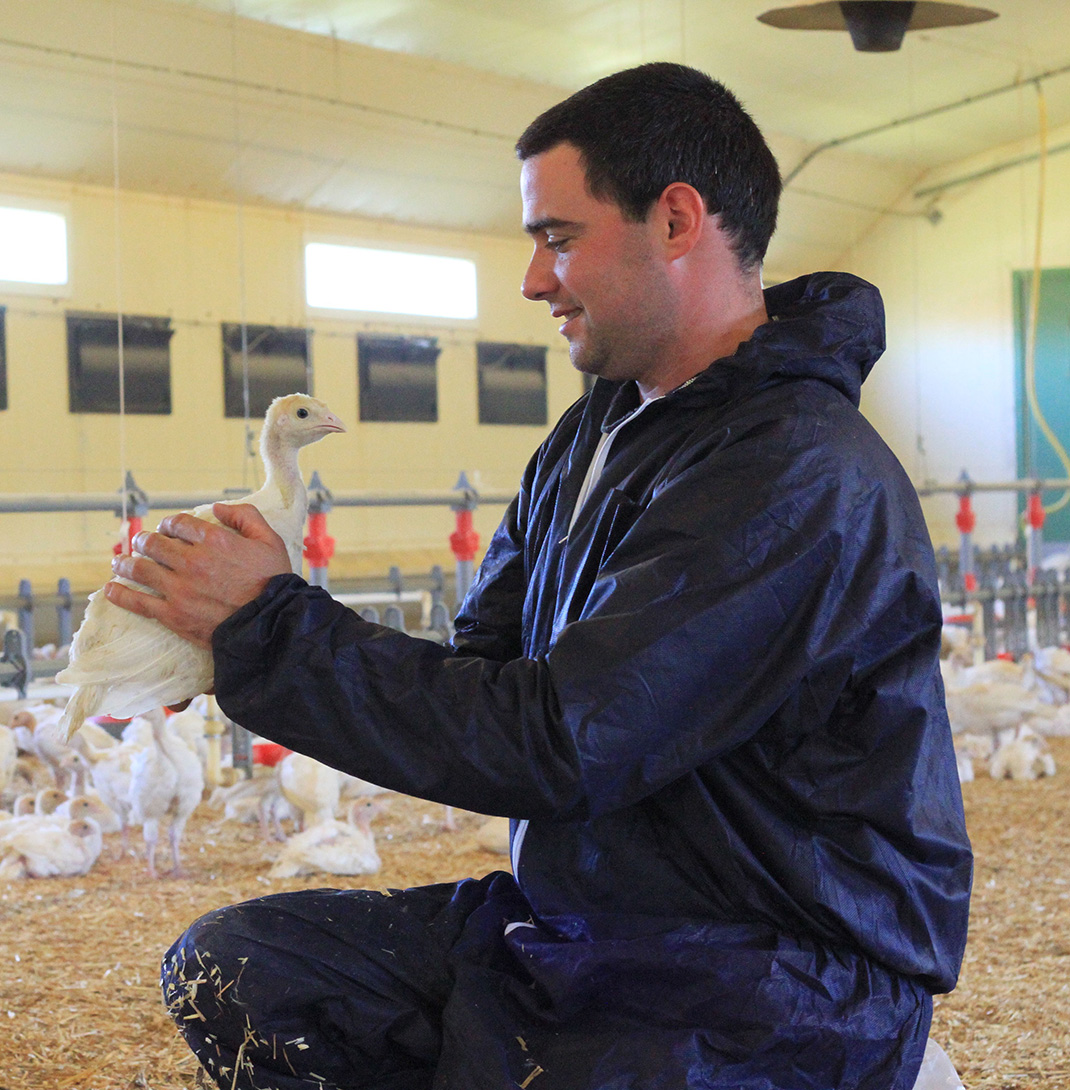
[260,430,305,511]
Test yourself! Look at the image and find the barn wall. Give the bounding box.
[0,171,578,591]
[840,118,1070,552]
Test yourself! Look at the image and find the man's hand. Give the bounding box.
[105,503,292,648]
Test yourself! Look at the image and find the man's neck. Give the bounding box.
[636,291,769,401]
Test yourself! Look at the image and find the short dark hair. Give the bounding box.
[515,62,781,271]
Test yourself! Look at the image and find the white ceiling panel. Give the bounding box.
[0,0,1068,278]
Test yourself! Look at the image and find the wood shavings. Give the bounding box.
[2,745,1070,1089]
[519,1064,545,1088]
[0,794,500,1088]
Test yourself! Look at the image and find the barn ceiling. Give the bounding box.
[1,0,1069,281]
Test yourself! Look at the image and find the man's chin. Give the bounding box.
[568,344,602,378]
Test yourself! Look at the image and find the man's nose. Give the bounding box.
[521,250,557,301]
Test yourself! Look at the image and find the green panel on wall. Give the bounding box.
[1013,268,1070,545]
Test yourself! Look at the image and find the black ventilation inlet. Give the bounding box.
[841,1,915,51]
[757,1,998,52]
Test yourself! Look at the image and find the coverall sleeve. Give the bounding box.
[211,415,934,822]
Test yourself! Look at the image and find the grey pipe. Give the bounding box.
[783,61,1070,187]
[915,478,1070,496]
[0,488,514,515]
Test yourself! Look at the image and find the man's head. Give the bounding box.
[515,62,780,273]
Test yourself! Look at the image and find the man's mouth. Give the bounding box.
[551,306,582,335]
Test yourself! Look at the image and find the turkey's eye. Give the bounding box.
[296,407,309,419]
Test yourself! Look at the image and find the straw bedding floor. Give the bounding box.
[2,739,1069,1090]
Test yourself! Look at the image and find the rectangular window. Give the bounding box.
[67,312,173,414]
[0,307,7,411]
[222,323,312,418]
[306,242,477,321]
[477,342,548,426]
[0,204,68,289]
[358,334,439,423]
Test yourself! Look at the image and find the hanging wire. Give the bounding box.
[1022,80,1070,517]
[109,2,129,547]
[301,29,314,397]
[906,41,929,486]
[229,4,256,491]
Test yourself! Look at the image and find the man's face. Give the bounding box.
[520,143,676,385]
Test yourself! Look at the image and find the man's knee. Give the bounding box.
[161,904,248,1028]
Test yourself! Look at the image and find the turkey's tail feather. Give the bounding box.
[59,685,105,743]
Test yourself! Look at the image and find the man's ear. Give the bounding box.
[658,182,707,257]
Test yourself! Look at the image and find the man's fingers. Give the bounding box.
[119,532,191,581]
[104,573,219,649]
[212,502,278,543]
[155,511,219,544]
[106,501,288,646]
[104,577,165,620]
[143,505,283,560]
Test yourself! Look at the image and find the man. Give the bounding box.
[109,63,971,1090]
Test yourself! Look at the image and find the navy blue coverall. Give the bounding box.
[163,271,972,1090]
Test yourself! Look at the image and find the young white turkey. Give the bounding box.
[0,723,16,800]
[268,798,384,879]
[10,706,75,789]
[56,394,345,739]
[165,706,210,774]
[9,794,36,818]
[943,678,1051,738]
[0,815,103,879]
[0,797,67,835]
[338,771,391,800]
[31,786,68,815]
[988,725,1057,781]
[55,791,123,834]
[277,751,341,831]
[72,718,122,752]
[475,815,511,855]
[940,624,976,667]
[209,770,294,839]
[1032,645,1070,705]
[71,713,157,859]
[128,708,205,878]
[6,754,53,803]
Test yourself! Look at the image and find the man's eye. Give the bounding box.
[547,237,570,252]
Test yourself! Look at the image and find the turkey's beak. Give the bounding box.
[319,413,346,434]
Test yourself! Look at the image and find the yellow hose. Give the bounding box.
[1023,81,1070,517]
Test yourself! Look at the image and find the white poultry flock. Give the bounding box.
[55,792,123,834]
[56,394,345,739]
[0,789,65,826]
[942,640,1068,780]
[10,706,75,789]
